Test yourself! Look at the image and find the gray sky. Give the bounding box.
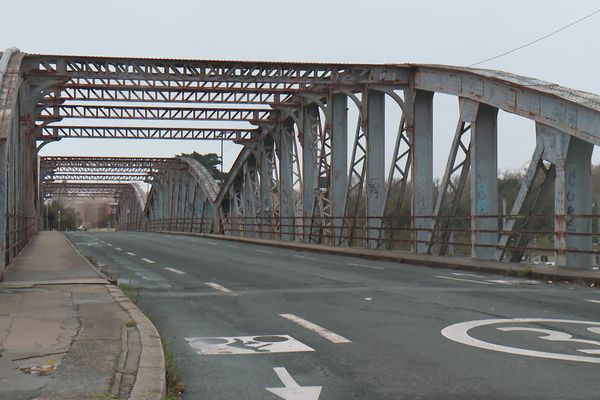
[3,0,599,177]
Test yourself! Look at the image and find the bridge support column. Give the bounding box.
[279,121,295,241]
[366,91,385,248]
[331,93,348,242]
[470,104,498,260]
[554,133,594,268]
[411,90,434,254]
[302,105,319,241]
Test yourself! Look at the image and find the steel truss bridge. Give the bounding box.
[1,47,599,271]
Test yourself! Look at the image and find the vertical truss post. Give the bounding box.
[470,104,499,260]
[331,93,348,243]
[243,159,259,238]
[427,98,476,255]
[259,140,274,239]
[555,133,594,268]
[278,120,295,241]
[187,176,196,232]
[366,90,385,248]
[302,104,319,242]
[410,90,434,254]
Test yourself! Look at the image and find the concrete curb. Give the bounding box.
[159,230,600,286]
[107,285,166,400]
[66,234,166,400]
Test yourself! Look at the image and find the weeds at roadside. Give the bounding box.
[118,283,141,304]
[164,341,186,400]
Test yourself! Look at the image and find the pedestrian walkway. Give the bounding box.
[0,231,164,400]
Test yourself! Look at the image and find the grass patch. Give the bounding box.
[118,283,142,304]
[164,341,186,400]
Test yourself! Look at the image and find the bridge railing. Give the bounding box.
[4,214,37,265]
[124,214,600,267]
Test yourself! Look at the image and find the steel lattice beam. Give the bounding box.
[39,105,272,122]
[37,126,257,140]
[43,173,154,182]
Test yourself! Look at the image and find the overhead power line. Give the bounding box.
[470,8,600,67]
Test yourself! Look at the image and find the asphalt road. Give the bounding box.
[67,231,600,400]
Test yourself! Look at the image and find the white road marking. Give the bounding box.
[266,367,322,400]
[292,254,317,261]
[106,243,113,247]
[488,279,539,285]
[227,245,241,249]
[364,297,372,301]
[206,241,218,245]
[185,335,314,355]
[347,262,384,270]
[115,247,123,251]
[126,252,136,256]
[164,267,185,275]
[452,272,485,278]
[255,249,273,254]
[442,318,600,364]
[141,258,156,264]
[586,299,600,305]
[435,275,494,285]
[204,282,234,293]
[279,313,351,344]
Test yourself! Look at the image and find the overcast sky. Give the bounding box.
[3,0,599,178]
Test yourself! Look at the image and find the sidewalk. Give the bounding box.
[0,231,165,400]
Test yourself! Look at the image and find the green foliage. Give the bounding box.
[164,341,186,399]
[179,151,226,181]
[45,201,80,231]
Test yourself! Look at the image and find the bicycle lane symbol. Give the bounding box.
[441,318,600,364]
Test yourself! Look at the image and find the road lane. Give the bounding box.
[67,231,600,400]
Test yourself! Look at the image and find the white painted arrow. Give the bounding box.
[266,367,322,400]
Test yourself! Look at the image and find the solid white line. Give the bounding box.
[586,299,600,304]
[227,245,241,249]
[292,254,317,261]
[435,275,494,285]
[452,272,485,278]
[115,247,123,251]
[280,313,351,344]
[347,262,384,270]
[141,258,155,264]
[204,282,234,293]
[255,249,273,254]
[164,267,185,275]
[206,241,218,245]
[126,252,136,256]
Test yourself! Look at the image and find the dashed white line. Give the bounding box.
[227,245,241,249]
[434,275,494,285]
[106,243,113,247]
[206,241,218,245]
[141,258,156,264]
[115,247,123,251]
[126,252,136,256]
[164,267,185,275]
[586,299,600,304]
[292,254,317,261]
[347,262,384,270]
[255,249,273,254]
[279,313,351,344]
[204,282,234,293]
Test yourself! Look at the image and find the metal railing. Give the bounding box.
[5,213,37,265]
[116,213,600,266]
